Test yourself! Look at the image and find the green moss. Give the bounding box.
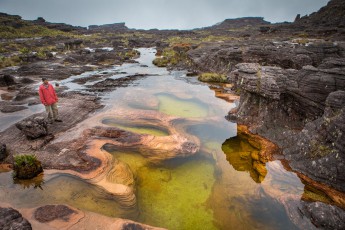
[198,73,227,83]
[152,57,169,67]
[152,47,188,67]
[0,55,21,68]
[0,25,71,39]
[13,154,43,179]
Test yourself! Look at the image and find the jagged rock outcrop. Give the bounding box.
[295,0,345,28]
[187,41,344,74]
[0,207,32,230]
[15,116,49,139]
[228,59,345,192]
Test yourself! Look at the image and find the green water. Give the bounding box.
[102,118,169,136]
[108,150,216,230]
[156,93,209,118]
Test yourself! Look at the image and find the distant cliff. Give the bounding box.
[88,23,129,31]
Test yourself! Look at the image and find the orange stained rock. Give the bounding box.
[298,172,345,210]
[237,125,280,162]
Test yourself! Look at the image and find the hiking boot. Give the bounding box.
[55,119,63,122]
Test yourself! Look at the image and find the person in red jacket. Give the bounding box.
[38,78,62,123]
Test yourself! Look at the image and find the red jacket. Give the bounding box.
[39,83,58,105]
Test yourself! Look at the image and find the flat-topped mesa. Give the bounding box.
[32,17,87,32]
[88,22,129,32]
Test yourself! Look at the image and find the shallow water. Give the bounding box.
[0,48,315,229]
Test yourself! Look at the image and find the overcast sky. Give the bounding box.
[0,0,329,29]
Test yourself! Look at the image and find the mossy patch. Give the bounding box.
[13,154,43,180]
[198,73,227,83]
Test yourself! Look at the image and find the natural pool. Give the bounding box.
[0,48,316,229]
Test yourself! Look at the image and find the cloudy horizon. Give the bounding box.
[0,0,329,29]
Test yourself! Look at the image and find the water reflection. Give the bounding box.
[102,118,170,136]
[13,173,45,190]
[0,172,136,218]
[222,135,268,183]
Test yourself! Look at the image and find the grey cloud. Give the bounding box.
[0,0,329,29]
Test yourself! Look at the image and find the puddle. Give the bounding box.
[0,172,135,218]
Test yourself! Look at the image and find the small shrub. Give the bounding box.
[198,73,228,83]
[13,154,43,179]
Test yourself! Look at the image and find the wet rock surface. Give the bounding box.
[0,207,32,230]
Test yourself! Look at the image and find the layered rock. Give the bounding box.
[227,60,345,192]
[187,41,344,74]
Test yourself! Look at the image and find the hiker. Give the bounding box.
[38,78,62,123]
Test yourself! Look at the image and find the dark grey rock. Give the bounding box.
[1,105,27,113]
[227,60,345,191]
[300,202,345,230]
[0,75,16,87]
[15,116,48,139]
[0,207,32,230]
[0,143,7,161]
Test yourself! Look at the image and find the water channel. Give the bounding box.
[0,48,316,229]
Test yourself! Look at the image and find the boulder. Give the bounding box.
[15,116,48,139]
[0,75,16,87]
[0,207,32,230]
